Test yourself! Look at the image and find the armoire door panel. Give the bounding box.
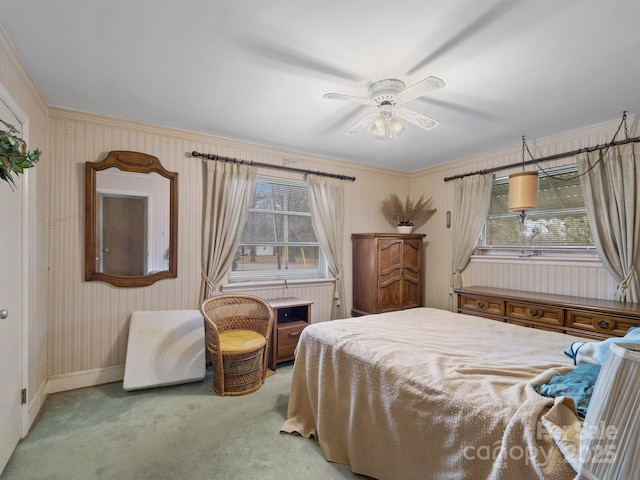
[380,281,403,312]
[402,240,421,270]
[378,240,402,271]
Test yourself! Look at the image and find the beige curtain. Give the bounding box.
[307,174,346,320]
[200,161,257,301]
[577,144,639,302]
[449,173,494,310]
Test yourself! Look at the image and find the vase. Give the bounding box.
[396,225,413,234]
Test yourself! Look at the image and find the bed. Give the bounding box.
[281,307,591,480]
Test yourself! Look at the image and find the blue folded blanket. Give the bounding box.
[533,364,601,418]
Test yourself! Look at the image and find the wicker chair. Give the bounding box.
[200,294,274,396]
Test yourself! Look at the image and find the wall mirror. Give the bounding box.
[85,151,178,287]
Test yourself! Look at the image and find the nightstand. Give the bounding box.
[266,297,312,370]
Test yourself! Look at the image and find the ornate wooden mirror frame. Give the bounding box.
[85,150,178,287]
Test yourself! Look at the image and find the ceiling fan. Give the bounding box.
[323,76,445,140]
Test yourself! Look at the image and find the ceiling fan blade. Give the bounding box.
[346,112,378,135]
[395,108,440,131]
[395,76,445,104]
[323,93,376,106]
[235,36,365,82]
[407,0,518,75]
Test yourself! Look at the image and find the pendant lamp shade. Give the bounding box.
[508,171,538,212]
[578,342,640,480]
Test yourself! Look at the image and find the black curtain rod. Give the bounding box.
[191,151,356,182]
[443,135,640,182]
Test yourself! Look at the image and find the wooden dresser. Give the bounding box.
[455,286,640,340]
[352,233,425,316]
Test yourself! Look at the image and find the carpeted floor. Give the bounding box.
[1,365,368,480]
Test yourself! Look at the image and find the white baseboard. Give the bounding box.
[25,379,47,434]
[46,365,125,394]
[24,365,125,434]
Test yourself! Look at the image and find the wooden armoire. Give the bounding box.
[351,233,425,316]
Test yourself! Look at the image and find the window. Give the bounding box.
[478,166,594,254]
[228,176,326,282]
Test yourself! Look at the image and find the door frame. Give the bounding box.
[0,82,30,437]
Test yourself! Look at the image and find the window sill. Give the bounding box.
[470,253,601,267]
[221,277,335,293]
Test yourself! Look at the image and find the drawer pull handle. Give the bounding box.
[529,308,539,317]
[288,332,300,337]
[596,319,611,330]
[476,301,486,309]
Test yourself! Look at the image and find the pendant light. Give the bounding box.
[508,136,538,223]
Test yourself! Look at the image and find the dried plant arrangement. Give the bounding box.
[381,193,436,228]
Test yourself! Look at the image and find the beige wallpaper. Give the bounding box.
[46,107,409,378]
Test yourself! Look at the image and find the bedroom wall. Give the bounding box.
[0,27,49,415]
[45,107,408,385]
[409,115,638,311]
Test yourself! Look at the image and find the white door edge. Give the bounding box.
[0,81,29,437]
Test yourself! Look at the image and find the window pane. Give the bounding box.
[253,181,309,212]
[229,176,325,282]
[486,212,593,247]
[243,212,276,242]
[538,174,586,210]
[483,166,593,248]
[288,215,316,242]
[232,245,322,279]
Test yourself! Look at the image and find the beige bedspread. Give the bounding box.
[281,308,583,480]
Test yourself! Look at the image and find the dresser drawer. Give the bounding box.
[566,310,640,337]
[277,321,307,358]
[506,319,561,333]
[458,294,504,317]
[506,302,564,326]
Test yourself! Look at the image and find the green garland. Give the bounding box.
[0,119,41,189]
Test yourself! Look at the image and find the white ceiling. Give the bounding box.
[1,0,639,172]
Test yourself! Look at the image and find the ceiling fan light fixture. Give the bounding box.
[371,115,386,131]
[373,125,389,140]
[370,115,389,140]
[389,117,406,137]
[324,75,445,139]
